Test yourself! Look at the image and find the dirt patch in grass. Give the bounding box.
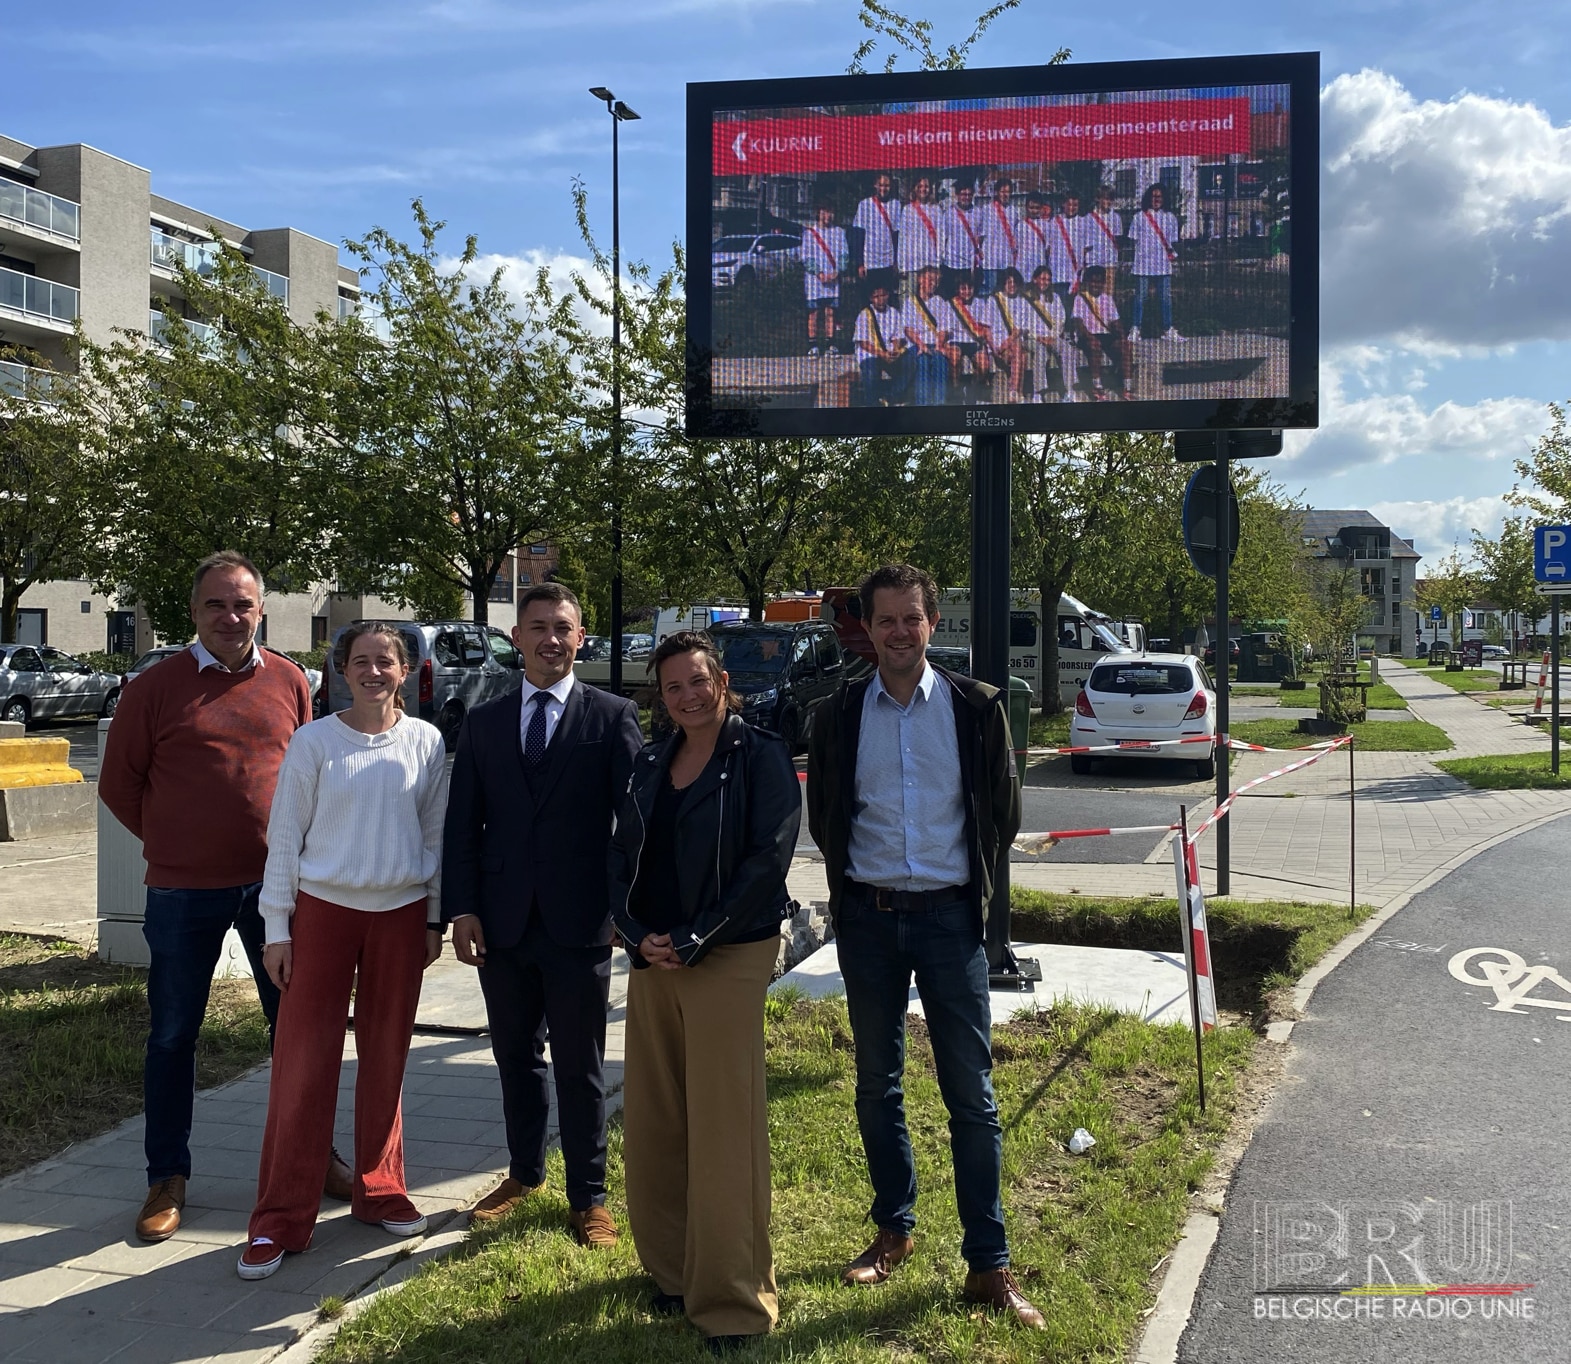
[0,932,272,1178]
[1010,890,1372,1027]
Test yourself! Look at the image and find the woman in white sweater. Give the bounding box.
[238,622,448,1281]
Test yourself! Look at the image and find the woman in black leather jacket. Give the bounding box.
[608,630,800,1352]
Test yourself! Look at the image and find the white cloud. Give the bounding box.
[1364,495,1512,564]
[1322,70,1571,348]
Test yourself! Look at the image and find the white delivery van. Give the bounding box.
[653,603,750,645]
[931,589,1132,705]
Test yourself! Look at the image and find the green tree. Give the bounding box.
[80,242,353,640]
[1508,400,1571,520]
[0,351,106,643]
[1013,430,1161,713]
[1472,516,1538,654]
[1415,547,1478,656]
[342,201,586,626]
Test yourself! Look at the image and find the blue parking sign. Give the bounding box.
[1534,525,1571,582]
[1429,605,1442,622]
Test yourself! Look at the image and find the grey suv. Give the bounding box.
[325,621,524,750]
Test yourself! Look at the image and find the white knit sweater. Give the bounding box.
[259,713,449,943]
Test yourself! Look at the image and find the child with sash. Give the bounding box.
[1083,185,1125,300]
[855,282,910,406]
[897,178,943,299]
[899,263,955,406]
[993,267,1062,403]
[945,272,998,403]
[1068,266,1130,400]
[1128,183,1184,342]
[802,200,850,357]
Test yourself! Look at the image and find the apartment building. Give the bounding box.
[0,130,434,656]
[1299,509,1422,658]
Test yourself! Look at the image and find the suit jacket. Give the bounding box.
[441,680,643,950]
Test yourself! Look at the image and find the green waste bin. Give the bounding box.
[1008,674,1033,767]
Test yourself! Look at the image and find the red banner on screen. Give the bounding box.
[714,98,1253,176]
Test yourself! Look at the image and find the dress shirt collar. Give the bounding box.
[868,661,939,710]
[520,670,576,709]
[190,639,263,673]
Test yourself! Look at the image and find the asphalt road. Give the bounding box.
[1179,813,1571,1364]
[29,717,104,782]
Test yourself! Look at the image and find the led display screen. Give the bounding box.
[686,52,1318,436]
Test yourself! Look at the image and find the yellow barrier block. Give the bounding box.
[0,737,85,789]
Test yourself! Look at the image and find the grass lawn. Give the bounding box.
[1011,890,1371,1021]
[1436,751,1571,790]
[1419,667,1501,694]
[1028,710,1071,749]
[321,992,1254,1364]
[0,933,272,1179]
[1229,717,1451,753]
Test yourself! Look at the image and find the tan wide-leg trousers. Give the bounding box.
[623,936,779,1339]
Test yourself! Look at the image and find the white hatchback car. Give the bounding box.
[1069,653,1218,779]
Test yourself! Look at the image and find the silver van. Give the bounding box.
[324,621,524,750]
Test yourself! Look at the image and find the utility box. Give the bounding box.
[95,718,257,980]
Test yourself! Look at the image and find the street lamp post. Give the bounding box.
[589,87,640,695]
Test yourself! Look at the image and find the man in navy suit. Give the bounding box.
[442,582,643,1246]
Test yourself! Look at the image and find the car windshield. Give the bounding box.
[713,236,757,253]
[717,634,791,674]
[130,650,175,671]
[1089,663,1196,696]
[1089,621,1132,652]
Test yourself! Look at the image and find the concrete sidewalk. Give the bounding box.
[6,657,1568,1363]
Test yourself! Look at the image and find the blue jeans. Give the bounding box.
[910,349,949,406]
[1131,274,1172,336]
[860,354,911,406]
[836,888,1007,1271]
[142,884,279,1183]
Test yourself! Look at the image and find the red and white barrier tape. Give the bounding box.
[1026,734,1216,757]
[1185,735,1351,845]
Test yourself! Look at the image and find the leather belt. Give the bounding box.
[845,879,970,912]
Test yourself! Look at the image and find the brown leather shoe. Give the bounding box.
[323,1147,353,1202]
[136,1176,186,1243]
[568,1204,619,1249]
[841,1228,915,1285]
[963,1267,1046,1330]
[469,1177,542,1225]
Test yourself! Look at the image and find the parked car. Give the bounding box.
[125,643,324,716]
[1068,654,1218,780]
[651,620,867,752]
[324,621,524,750]
[711,232,802,291]
[1203,638,1240,668]
[0,644,123,726]
[1480,643,1510,660]
[925,645,972,675]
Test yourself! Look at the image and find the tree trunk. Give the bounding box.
[468,559,493,626]
[1037,573,1070,715]
[0,580,19,646]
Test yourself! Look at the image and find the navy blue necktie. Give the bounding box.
[524,691,551,767]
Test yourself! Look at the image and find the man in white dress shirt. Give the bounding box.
[897,177,944,298]
[978,179,1021,297]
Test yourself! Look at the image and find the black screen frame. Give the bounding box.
[685,50,1319,438]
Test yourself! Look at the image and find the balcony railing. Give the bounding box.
[253,265,289,303]
[151,229,289,303]
[0,265,78,325]
[149,309,218,349]
[0,181,81,242]
[0,359,61,401]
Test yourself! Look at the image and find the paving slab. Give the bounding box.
[776,940,1195,1026]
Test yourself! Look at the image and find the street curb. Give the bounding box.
[1132,1213,1220,1364]
[1128,799,1571,1364]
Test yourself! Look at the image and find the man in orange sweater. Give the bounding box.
[100,551,320,1243]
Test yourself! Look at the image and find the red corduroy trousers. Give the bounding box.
[248,893,426,1250]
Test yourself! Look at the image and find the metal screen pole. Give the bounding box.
[972,432,1032,987]
[1214,433,1230,896]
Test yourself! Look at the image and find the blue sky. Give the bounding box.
[11,1,1571,567]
